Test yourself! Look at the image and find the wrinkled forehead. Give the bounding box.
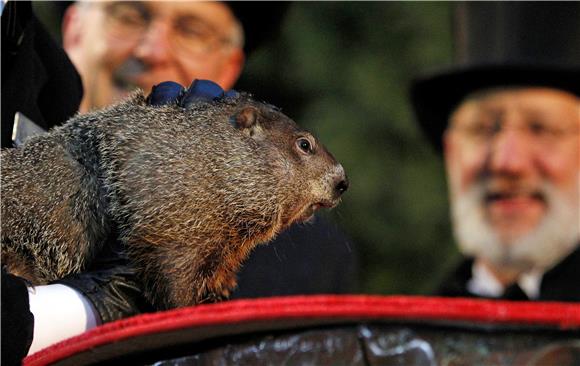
[459,87,578,110]
[451,86,579,122]
[82,0,239,32]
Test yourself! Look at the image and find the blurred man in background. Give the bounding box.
[411,64,579,301]
[411,3,579,302]
[62,1,245,112]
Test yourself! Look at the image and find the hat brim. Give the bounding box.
[226,2,290,54]
[410,65,580,153]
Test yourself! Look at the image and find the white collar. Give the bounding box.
[467,261,542,300]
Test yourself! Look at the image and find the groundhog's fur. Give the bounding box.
[1,91,347,310]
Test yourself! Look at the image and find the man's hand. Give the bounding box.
[146,79,238,107]
[54,239,153,324]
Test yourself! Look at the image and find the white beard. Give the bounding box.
[451,181,580,273]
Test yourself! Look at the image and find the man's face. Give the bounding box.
[64,1,244,112]
[444,87,579,271]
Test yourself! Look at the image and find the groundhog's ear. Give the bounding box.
[231,107,258,128]
[230,107,264,139]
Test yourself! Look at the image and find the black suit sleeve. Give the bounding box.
[1,268,35,366]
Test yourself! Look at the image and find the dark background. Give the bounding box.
[33,1,579,296]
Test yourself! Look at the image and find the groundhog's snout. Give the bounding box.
[335,177,349,197]
[328,164,348,202]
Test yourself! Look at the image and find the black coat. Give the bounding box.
[1,1,83,148]
[435,245,580,302]
[232,216,359,299]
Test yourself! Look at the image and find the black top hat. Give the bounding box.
[410,2,580,153]
[411,64,580,152]
[225,2,289,54]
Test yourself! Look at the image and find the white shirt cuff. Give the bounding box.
[27,284,100,355]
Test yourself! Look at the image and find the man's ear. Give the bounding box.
[216,48,245,90]
[61,4,82,50]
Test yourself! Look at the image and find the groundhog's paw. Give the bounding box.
[199,290,229,304]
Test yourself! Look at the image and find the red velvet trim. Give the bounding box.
[24,295,580,366]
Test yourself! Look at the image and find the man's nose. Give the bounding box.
[134,20,172,63]
[487,124,534,176]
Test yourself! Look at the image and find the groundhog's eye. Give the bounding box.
[296,138,313,154]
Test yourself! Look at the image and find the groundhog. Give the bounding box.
[1,83,348,310]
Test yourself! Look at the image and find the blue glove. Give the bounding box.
[146,81,184,106]
[147,80,238,107]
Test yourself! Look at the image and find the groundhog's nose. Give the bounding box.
[335,178,349,196]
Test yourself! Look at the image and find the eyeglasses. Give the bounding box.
[102,2,239,56]
[450,112,579,148]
